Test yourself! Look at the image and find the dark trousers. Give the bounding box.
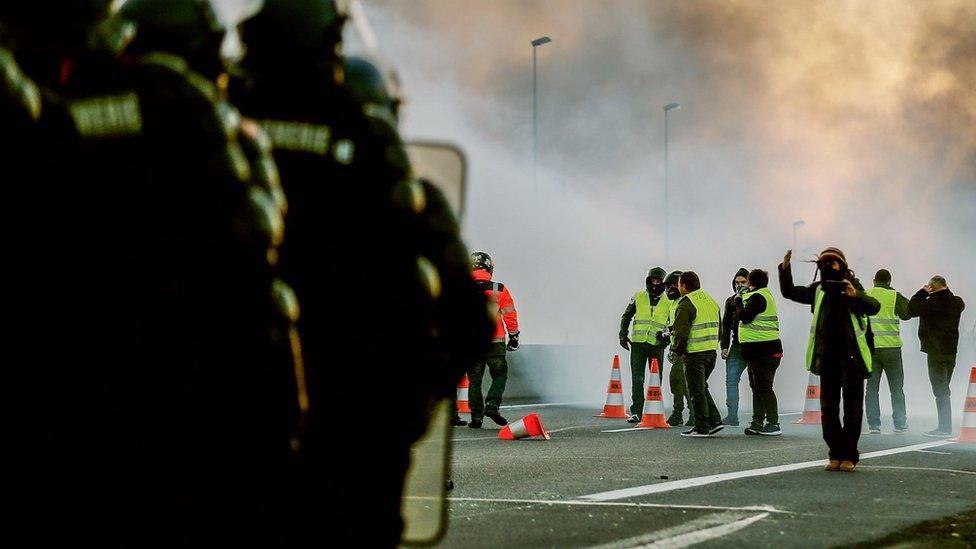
[865,347,907,430]
[725,344,747,419]
[468,343,508,419]
[746,354,780,427]
[926,353,956,432]
[820,361,864,462]
[670,353,690,414]
[683,350,721,430]
[629,342,666,416]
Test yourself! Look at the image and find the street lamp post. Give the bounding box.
[792,219,805,251]
[531,36,552,163]
[663,102,680,265]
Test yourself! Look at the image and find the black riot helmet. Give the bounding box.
[471,251,493,274]
[120,0,226,81]
[239,0,348,68]
[0,1,119,57]
[343,54,403,122]
[664,270,683,299]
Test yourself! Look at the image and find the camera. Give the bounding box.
[821,280,848,293]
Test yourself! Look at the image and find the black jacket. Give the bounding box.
[720,267,749,350]
[908,288,965,355]
[778,263,879,376]
[734,290,784,360]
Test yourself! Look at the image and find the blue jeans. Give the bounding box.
[725,344,747,420]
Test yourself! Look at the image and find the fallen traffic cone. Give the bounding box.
[793,371,821,425]
[594,354,630,419]
[498,413,550,440]
[456,374,471,414]
[952,366,976,443]
[636,358,670,429]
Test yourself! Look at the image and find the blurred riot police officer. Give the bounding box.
[232,1,491,545]
[1,1,296,545]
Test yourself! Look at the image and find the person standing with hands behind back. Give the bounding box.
[908,275,965,438]
[779,248,879,472]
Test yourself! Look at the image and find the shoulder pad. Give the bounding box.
[135,51,218,102]
[0,48,42,121]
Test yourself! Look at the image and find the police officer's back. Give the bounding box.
[1,3,292,544]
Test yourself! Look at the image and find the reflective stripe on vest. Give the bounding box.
[805,289,873,373]
[683,289,721,353]
[738,287,780,343]
[865,286,902,348]
[631,291,671,343]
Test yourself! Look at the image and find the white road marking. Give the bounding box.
[915,449,952,455]
[602,427,679,433]
[858,465,976,476]
[452,424,586,441]
[579,440,955,501]
[403,496,791,514]
[499,401,596,409]
[642,512,769,548]
[588,511,769,548]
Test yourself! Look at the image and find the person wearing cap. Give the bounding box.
[907,275,966,437]
[619,267,672,423]
[720,267,750,426]
[779,247,879,471]
[864,269,912,434]
[671,271,724,437]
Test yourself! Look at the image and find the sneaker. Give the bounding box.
[627,414,640,424]
[484,409,508,426]
[758,423,782,436]
[451,416,468,427]
[468,419,483,429]
[708,423,725,435]
[894,426,909,434]
[824,460,840,471]
[722,416,739,427]
[744,424,762,436]
[868,427,881,435]
[838,460,856,472]
[680,428,711,438]
[667,413,683,427]
[923,429,951,438]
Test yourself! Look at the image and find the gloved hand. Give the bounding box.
[507,331,520,352]
[721,348,729,360]
[654,331,665,345]
[667,350,676,364]
[619,335,630,351]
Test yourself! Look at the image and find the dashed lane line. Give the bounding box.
[402,496,791,515]
[588,511,770,549]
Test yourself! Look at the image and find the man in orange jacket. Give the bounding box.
[469,252,520,428]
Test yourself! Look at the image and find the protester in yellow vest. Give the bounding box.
[671,271,724,437]
[619,267,670,422]
[736,269,784,436]
[864,269,911,434]
[663,270,693,426]
[779,247,879,472]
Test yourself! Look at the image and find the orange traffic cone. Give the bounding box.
[793,372,821,425]
[594,354,630,419]
[456,374,471,414]
[636,358,670,429]
[498,413,551,440]
[953,366,976,443]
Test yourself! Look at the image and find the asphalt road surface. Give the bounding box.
[422,400,976,548]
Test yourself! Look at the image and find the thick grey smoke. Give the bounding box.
[362,0,976,416]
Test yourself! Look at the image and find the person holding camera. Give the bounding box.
[720,268,750,426]
[736,269,784,436]
[907,275,965,437]
[779,247,879,471]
